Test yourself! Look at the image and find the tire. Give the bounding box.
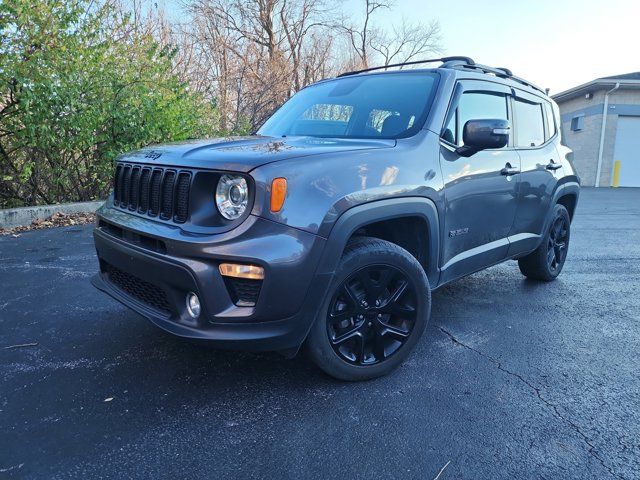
[518,204,571,282]
[305,237,431,381]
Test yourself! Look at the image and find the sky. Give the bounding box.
[341,0,639,94]
[159,0,638,95]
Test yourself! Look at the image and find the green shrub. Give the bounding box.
[0,0,218,208]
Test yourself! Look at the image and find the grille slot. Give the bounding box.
[160,171,176,219]
[128,167,140,210]
[121,165,131,207]
[113,164,123,205]
[113,163,192,223]
[103,261,172,315]
[149,169,163,216]
[174,172,191,223]
[138,168,151,213]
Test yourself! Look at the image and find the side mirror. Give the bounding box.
[455,119,510,157]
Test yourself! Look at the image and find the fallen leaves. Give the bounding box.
[0,211,96,236]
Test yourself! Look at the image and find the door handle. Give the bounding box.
[500,163,520,175]
[546,160,562,171]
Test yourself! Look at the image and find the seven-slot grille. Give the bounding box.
[113,164,192,223]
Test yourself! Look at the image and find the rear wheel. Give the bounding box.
[306,237,431,381]
[518,204,571,281]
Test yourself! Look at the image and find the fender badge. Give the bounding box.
[449,228,469,238]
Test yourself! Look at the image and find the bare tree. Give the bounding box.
[184,0,335,131]
[339,1,442,69]
[340,0,390,69]
[370,18,442,65]
[279,0,332,90]
[130,0,444,133]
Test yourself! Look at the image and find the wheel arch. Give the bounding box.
[316,197,440,288]
[540,181,580,236]
[556,190,578,221]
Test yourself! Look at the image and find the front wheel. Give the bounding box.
[305,237,431,381]
[518,204,571,282]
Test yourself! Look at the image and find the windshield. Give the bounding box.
[258,72,439,139]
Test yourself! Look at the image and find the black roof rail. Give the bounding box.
[496,67,513,76]
[451,63,546,95]
[335,56,547,96]
[337,56,475,78]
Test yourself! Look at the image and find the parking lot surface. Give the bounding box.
[1,188,639,479]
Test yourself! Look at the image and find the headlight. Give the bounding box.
[216,174,249,220]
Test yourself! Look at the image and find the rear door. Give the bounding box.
[439,80,520,283]
[507,91,563,256]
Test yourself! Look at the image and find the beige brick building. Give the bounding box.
[553,73,640,187]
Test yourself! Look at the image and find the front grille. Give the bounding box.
[113,163,192,223]
[103,261,172,314]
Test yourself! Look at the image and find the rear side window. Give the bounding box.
[443,91,509,147]
[543,102,556,140]
[514,99,545,147]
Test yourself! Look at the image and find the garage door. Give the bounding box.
[613,116,640,187]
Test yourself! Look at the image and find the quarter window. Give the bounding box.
[514,99,545,147]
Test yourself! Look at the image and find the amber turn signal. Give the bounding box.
[219,263,265,280]
[270,177,287,212]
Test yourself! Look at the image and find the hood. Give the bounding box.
[116,135,396,172]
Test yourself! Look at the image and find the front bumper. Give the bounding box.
[92,204,331,352]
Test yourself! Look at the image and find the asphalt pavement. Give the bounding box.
[1,188,639,479]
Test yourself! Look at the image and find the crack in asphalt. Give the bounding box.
[438,326,623,480]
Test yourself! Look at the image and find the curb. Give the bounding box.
[0,201,104,229]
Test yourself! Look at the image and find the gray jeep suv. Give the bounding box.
[92,56,580,380]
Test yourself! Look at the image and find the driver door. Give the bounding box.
[439,81,520,283]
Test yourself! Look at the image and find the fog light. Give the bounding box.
[186,292,201,319]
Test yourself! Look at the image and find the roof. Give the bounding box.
[599,71,640,81]
[553,71,640,102]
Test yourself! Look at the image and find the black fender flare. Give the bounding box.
[543,180,580,233]
[315,197,441,287]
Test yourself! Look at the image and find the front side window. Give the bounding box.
[443,91,509,147]
[258,72,439,139]
[514,99,545,147]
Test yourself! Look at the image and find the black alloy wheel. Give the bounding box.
[546,214,569,274]
[518,203,571,282]
[306,237,431,381]
[326,264,418,366]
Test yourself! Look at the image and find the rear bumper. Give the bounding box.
[92,204,332,351]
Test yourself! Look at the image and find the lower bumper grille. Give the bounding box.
[225,278,262,307]
[102,261,172,315]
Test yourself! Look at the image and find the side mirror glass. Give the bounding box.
[456,119,510,157]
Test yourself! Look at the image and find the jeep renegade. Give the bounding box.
[92,56,580,380]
